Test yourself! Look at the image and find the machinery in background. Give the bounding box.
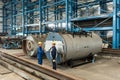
[2,37,22,49]
[0,32,8,48]
[0,32,8,36]
[0,32,23,49]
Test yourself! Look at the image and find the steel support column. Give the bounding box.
[39,0,42,34]
[13,0,16,35]
[25,0,28,35]
[100,0,107,14]
[10,1,14,36]
[22,0,25,36]
[65,0,68,31]
[113,0,120,49]
[2,6,5,33]
[69,0,72,32]
[54,0,57,32]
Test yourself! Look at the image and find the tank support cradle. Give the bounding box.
[67,54,95,68]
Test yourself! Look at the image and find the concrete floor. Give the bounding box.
[63,58,120,80]
[0,65,24,80]
[0,49,120,80]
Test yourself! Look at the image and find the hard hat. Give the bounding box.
[52,41,56,45]
[38,42,42,45]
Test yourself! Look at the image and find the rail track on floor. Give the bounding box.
[0,51,82,80]
[98,48,120,57]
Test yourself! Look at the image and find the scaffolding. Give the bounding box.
[2,0,120,49]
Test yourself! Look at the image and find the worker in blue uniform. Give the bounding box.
[50,41,57,70]
[37,42,44,65]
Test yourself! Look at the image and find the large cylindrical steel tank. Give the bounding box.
[44,32,102,63]
[22,34,46,56]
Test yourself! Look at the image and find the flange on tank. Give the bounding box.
[22,34,46,56]
[44,32,102,64]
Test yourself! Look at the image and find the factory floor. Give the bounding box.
[0,49,120,80]
[0,65,24,80]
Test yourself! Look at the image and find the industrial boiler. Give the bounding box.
[22,34,46,56]
[44,32,102,64]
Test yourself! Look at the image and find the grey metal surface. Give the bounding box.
[45,32,102,63]
[22,35,47,56]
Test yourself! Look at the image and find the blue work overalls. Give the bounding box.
[37,47,44,65]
